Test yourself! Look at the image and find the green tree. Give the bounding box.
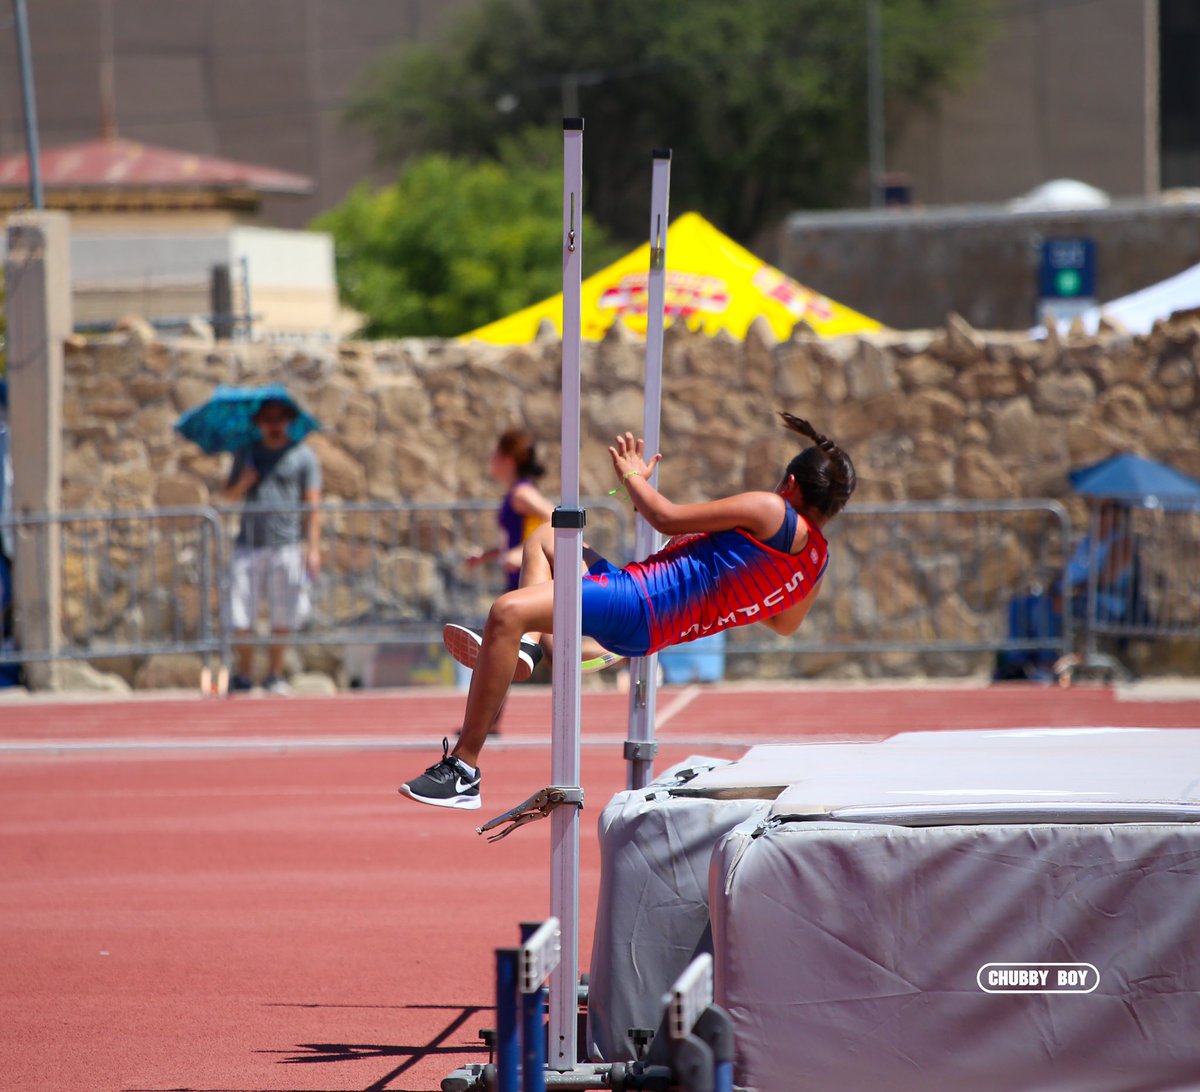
[313,132,619,338]
[347,0,993,242]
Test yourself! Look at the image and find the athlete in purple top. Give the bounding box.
[400,412,856,811]
[466,430,553,591]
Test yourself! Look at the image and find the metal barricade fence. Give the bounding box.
[3,498,1082,683]
[0,506,229,669]
[215,497,633,649]
[719,501,1074,678]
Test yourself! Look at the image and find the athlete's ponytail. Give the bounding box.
[779,411,856,518]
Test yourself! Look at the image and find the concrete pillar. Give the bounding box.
[4,212,71,690]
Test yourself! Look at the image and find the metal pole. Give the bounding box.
[240,254,253,341]
[626,148,671,790]
[548,116,585,1073]
[866,0,885,209]
[12,0,44,209]
[98,0,117,140]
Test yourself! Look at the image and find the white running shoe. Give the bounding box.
[442,624,542,683]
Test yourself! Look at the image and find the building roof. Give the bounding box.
[0,137,312,198]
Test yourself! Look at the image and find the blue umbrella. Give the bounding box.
[1068,452,1200,507]
[175,385,320,454]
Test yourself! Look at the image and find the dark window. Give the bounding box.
[1161,0,1200,186]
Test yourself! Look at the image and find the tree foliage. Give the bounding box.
[347,0,994,242]
[313,132,620,338]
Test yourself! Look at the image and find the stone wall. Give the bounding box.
[56,310,1200,685]
[64,312,1200,523]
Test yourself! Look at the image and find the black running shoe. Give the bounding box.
[442,623,542,683]
[399,738,482,810]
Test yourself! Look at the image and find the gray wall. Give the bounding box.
[775,201,1200,331]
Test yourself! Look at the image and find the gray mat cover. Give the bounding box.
[709,728,1200,1092]
[587,757,770,1061]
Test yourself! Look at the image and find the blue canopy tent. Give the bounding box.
[1069,452,1200,507]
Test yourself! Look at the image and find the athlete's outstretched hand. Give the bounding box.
[609,432,662,485]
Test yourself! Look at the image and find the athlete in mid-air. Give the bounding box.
[399,411,856,810]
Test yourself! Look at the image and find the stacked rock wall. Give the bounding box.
[64,315,1200,518]
[58,312,1200,684]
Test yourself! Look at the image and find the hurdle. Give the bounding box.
[497,918,562,1092]
[453,922,730,1092]
[662,955,734,1092]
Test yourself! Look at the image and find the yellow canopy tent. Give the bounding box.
[461,212,883,343]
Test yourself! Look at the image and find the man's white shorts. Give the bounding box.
[229,544,310,631]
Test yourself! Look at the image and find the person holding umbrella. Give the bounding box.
[221,396,323,694]
[181,389,322,694]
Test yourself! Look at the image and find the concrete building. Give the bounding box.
[772,0,1200,332]
[0,0,474,229]
[0,1,1195,226]
[0,138,344,337]
[889,0,1167,206]
[2,0,1197,339]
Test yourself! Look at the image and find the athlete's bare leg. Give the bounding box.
[514,523,606,663]
[452,581,554,767]
[452,523,610,768]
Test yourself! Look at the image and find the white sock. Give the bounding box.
[454,758,478,777]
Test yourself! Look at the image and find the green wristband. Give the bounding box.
[608,470,639,497]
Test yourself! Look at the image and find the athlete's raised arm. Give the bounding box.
[608,431,785,541]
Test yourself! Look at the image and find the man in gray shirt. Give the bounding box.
[223,398,322,694]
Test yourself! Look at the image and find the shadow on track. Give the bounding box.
[126,1003,490,1092]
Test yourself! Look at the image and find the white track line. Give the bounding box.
[655,684,700,730]
[0,730,857,756]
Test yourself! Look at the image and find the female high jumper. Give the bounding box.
[399,411,856,809]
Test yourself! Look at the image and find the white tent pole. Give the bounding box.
[548,115,585,1072]
[626,149,671,790]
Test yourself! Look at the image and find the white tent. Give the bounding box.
[1050,259,1200,335]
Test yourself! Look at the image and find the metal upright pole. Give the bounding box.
[626,149,671,790]
[548,116,585,1073]
[12,0,44,209]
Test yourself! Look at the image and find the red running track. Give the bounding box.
[1,682,1198,1092]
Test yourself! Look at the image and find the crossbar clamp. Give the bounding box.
[551,506,586,529]
[623,740,659,762]
[477,785,585,842]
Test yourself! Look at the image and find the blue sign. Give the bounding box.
[1039,237,1096,300]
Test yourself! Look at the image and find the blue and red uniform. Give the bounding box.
[580,504,828,657]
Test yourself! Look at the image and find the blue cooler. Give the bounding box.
[659,630,726,683]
